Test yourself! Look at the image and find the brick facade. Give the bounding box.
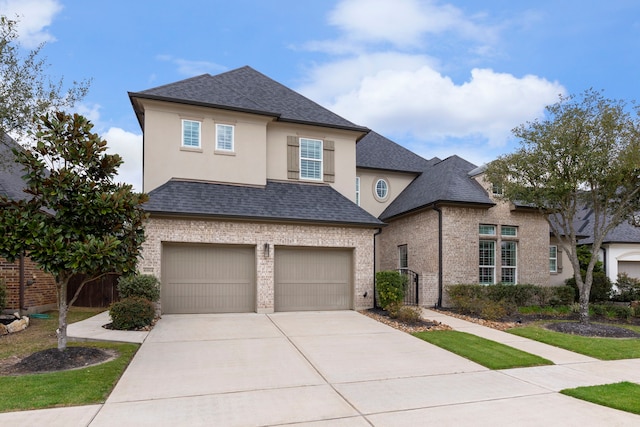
[377,196,551,307]
[0,256,57,313]
[141,217,377,313]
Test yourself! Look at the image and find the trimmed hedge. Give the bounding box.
[446,284,576,319]
[109,296,155,330]
[117,274,160,302]
[565,272,612,303]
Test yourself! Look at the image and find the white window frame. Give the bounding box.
[398,244,408,269]
[182,119,201,148]
[501,226,517,237]
[216,124,234,152]
[355,177,361,206]
[375,178,388,200]
[299,138,323,181]
[479,224,496,235]
[549,245,558,273]
[479,240,496,284]
[501,241,517,284]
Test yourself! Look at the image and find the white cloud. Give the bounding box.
[297,0,566,163]
[156,54,227,77]
[0,0,62,48]
[102,127,142,192]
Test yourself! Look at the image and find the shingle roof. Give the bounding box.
[144,179,384,227]
[356,131,436,173]
[129,66,368,133]
[0,133,29,201]
[576,206,640,244]
[379,155,494,221]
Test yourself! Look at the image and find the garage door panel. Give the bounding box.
[275,248,352,312]
[162,244,255,314]
[619,261,640,279]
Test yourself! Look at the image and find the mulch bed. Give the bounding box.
[546,322,640,338]
[0,347,115,376]
[360,308,452,333]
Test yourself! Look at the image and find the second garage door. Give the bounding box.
[162,243,256,314]
[275,247,353,312]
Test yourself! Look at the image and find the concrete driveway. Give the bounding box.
[3,311,640,426]
[86,311,638,426]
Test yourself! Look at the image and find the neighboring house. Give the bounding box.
[356,135,551,306]
[0,133,57,314]
[550,206,640,286]
[128,66,383,314]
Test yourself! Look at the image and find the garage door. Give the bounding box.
[275,247,352,312]
[619,261,640,279]
[162,244,255,314]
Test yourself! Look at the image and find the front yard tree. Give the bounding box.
[0,16,90,138]
[485,89,640,324]
[0,112,148,350]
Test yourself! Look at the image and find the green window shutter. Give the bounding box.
[323,140,335,183]
[287,136,299,179]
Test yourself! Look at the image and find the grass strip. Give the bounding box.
[508,325,640,360]
[413,330,552,369]
[0,342,138,412]
[561,382,640,415]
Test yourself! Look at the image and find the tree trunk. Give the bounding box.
[57,280,68,351]
[578,294,590,324]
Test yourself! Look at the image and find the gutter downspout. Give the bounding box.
[373,227,382,308]
[19,253,25,315]
[432,205,443,308]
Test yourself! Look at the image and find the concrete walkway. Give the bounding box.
[0,310,639,426]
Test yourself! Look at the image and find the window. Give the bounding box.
[300,138,322,180]
[182,120,201,148]
[501,226,517,237]
[479,224,496,235]
[549,245,558,273]
[216,124,234,151]
[501,241,517,284]
[479,241,495,284]
[492,183,503,195]
[355,177,361,206]
[375,179,388,199]
[398,245,408,269]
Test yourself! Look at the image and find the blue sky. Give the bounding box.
[2,0,640,190]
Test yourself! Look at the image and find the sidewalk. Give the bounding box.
[67,311,149,344]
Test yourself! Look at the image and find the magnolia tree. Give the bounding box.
[486,89,640,323]
[0,112,148,350]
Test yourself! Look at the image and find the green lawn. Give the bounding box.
[507,324,640,360]
[561,382,640,415]
[0,341,138,412]
[413,330,553,369]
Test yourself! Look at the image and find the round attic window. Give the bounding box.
[375,178,389,200]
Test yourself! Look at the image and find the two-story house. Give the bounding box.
[128,66,383,314]
[130,66,562,315]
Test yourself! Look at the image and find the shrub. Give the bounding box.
[550,286,576,306]
[395,305,422,323]
[480,300,508,321]
[376,271,406,310]
[109,296,155,330]
[566,272,612,303]
[0,279,6,312]
[606,305,632,321]
[117,274,160,302]
[613,273,640,302]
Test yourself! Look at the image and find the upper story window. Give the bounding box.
[356,177,361,206]
[182,120,201,148]
[375,178,388,200]
[300,138,323,180]
[501,226,517,237]
[216,124,234,151]
[492,183,503,195]
[479,224,496,236]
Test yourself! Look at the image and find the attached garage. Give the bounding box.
[275,247,353,312]
[161,243,256,314]
[619,261,640,279]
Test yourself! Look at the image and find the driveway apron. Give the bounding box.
[76,311,640,426]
